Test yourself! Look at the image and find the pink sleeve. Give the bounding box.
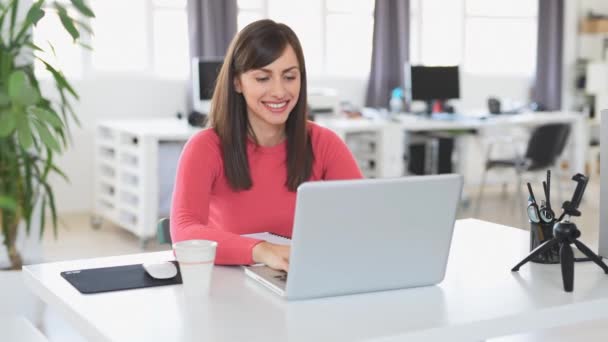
[170,132,262,265]
[317,127,365,180]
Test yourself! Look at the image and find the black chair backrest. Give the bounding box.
[525,123,571,170]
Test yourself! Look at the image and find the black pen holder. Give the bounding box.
[529,221,560,264]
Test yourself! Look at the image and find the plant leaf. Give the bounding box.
[25,1,45,26]
[25,42,44,52]
[33,120,61,152]
[46,41,57,57]
[73,19,93,34]
[39,196,47,239]
[27,106,64,128]
[78,41,93,50]
[0,195,17,211]
[0,91,10,106]
[0,1,16,34]
[51,164,69,183]
[16,114,33,149]
[8,70,40,106]
[0,110,17,136]
[8,0,18,41]
[40,60,79,99]
[23,151,34,235]
[70,0,95,18]
[41,181,58,234]
[55,4,79,41]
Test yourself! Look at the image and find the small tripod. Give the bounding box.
[512,173,608,292]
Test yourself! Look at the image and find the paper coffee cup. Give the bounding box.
[173,240,217,296]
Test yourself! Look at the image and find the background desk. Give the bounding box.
[317,111,589,180]
[24,219,608,341]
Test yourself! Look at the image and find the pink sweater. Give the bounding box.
[170,122,363,265]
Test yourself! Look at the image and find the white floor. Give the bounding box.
[31,177,608,341]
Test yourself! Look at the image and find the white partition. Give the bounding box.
[600,110,608,257]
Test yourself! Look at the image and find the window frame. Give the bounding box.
[409,0,538,77]
[34,0,190,80]
[237,0,375,79]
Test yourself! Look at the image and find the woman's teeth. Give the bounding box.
[265,102,287,109]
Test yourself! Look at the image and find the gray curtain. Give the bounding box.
[532,0,563,111]
[187,0,237,59]
[365,0,410,108]
[186,0,237,113]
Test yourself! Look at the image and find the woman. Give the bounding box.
[171,19,362,272]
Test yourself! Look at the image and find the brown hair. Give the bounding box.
[208,19,313,192]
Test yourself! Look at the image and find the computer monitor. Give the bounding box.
[192,57,223,114]
[404,64,460,113]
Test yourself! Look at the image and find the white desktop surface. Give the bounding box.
[23,219,608,342]
[1,315,49,342]
[317,111,582,131]
[98,118,200,140]
[316,111,588,177]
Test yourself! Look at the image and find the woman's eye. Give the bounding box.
[256,77,269,82]
[285,76,296,81]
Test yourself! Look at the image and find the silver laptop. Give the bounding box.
[244,174,463,300]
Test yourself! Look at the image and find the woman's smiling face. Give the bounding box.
[234,44,301,134]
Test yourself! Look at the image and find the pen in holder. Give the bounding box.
[524,172,559,264]
[529,221,559,264]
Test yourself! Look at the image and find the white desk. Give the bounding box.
[0,315,49,342]
[317,111,589,178]
[23,219,608,341]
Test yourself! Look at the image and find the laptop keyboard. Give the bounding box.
[273,271,288,282]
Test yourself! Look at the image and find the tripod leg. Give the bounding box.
[573,240,608,274]
[560,243,574,292]
[511,238,561,271]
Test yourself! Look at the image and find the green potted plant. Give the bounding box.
[0,0,94,271]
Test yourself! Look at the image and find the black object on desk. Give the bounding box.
[525,179,560,264]
[512,173,608,292]
[61,261,182,294]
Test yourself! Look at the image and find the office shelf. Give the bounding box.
[93,119,198,246]
[315,118,405,178]
[94,122,150,241]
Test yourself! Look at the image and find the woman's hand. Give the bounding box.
[252,242,290,272]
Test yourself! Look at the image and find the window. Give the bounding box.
[325,0,374,77]
[33,4,85,78]
[237,0,375,78]
[90,0,149,73]
[33,0,189,80]
[410,0,537,77]
[151,0,189,79]
[464,0,537,76]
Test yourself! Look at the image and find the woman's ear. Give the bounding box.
[233,76,242,93]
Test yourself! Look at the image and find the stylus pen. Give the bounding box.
[546,170,552,211]
[526,183,537,204]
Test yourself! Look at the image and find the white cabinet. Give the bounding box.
[315,118,405,178]
[93,119,198,246]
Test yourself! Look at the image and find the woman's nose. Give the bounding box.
[269,79,287,98]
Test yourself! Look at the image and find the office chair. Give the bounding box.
[475,123,571,217]
[157,217,172,245]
